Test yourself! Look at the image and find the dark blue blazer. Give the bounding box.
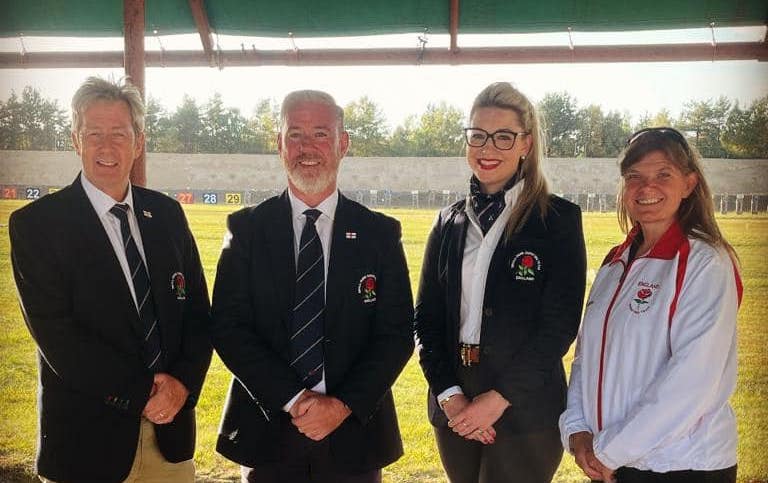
[415,195,586,432]
[210,191,414,472]
[9,174,212,483]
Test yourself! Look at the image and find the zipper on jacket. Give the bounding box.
[596,258,635,431]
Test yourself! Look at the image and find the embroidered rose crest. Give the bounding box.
[512,251,541,281]
[634,288,652,305]
[629,282,659,314]
[170,272,186,300]
[358,274,377,304]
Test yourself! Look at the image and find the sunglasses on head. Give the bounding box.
[626,127,691,155]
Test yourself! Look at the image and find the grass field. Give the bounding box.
[0,200,766,482]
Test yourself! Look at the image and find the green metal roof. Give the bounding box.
[2,0,766,38]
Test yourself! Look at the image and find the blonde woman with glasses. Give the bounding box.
[415,82,587,483]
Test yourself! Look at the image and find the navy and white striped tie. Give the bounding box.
[290,209,325,388]
[110,203,163,371]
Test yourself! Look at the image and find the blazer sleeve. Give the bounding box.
[9,208,153,416]
[210,210,306,410]
[414,210,459,395]
[335,217,415,421]
[494,203,587,407]
[165,202,212,405]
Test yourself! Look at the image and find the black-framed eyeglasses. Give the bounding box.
[627,127,690,155]
[463,127,529,151]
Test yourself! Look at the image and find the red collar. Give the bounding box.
[611,221,687,263]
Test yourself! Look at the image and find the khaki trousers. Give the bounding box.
[40,417,194,483]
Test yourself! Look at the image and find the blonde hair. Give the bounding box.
[280,90,344,130]
[71,76,145,135]
[470,82,550,236]
[617,128,737,260]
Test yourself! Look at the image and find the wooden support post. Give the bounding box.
[124,0,146,187]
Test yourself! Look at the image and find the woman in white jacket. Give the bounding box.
[560,127,742,483]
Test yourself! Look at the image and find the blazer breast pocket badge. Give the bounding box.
[511,251,542,281]
[357,274,377,304]
[170,272,186,300]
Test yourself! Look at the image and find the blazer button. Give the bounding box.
[483,307,493,317]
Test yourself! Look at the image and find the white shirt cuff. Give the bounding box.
[436,386,463,404]
[283,389,305,413]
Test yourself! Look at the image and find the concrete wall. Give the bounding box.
[1,150,767,195]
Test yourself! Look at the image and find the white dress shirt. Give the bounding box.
[438,181,525,403]
[81,173,147,312]
[283,188,339,411]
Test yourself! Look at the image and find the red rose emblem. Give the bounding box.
[365,277,375,290]
[637,288,652,300]
[521,255,534,268]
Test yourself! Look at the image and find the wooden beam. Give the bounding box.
[187,0,215,65]
[449,0,459,53]
[3,41,767,68]
[123,0,146,187]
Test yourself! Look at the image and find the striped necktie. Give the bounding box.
[109,203,163,371]
[290,208,325,388]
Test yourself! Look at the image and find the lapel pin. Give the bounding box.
[345,232,357,239]
[142,210,153,218]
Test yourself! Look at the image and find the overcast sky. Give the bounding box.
[1,26,766,129]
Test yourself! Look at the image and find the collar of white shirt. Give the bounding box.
[80,172,135,217]
[287,187,339,223]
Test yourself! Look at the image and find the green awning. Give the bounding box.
[2,0,766,38]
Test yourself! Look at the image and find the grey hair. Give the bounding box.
[71,76,145,135]
[280,90,344,129]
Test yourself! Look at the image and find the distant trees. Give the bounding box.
[1,87,766,158]
[0,87,69,150]
[344,96,388,156]
[540,93,768,158]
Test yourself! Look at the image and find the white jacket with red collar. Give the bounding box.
[559,222,742,472]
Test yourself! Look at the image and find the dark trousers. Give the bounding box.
[432,364,562,483]
[608,466,737,483]
[435,425,562,483]
[241,416,381,483]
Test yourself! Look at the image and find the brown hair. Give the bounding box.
[617,128,737,260]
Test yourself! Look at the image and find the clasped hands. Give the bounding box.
[290,390,352,441]
[444,390,509,445]
[569,431,615,482]
[142,373,189,425]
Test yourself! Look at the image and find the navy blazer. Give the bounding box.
[9,175,212,483]
[415,195,586,432]
[210,191,414,472]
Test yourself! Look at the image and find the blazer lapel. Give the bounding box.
[325,194,361,336]
[130,188,173,357]
[447,206,468,346]
[267,191,297,331]
[70,175,143,338]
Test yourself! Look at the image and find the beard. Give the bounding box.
[285,154,338,195]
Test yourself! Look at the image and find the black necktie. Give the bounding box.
[109,203,163,371]
[290,209,325,388]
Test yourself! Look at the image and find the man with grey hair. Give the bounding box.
[211,89,414,482]
[9,76,211,482]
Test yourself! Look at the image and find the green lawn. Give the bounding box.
[0,201,766,482]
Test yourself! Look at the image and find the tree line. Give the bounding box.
[1,86,766,158]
